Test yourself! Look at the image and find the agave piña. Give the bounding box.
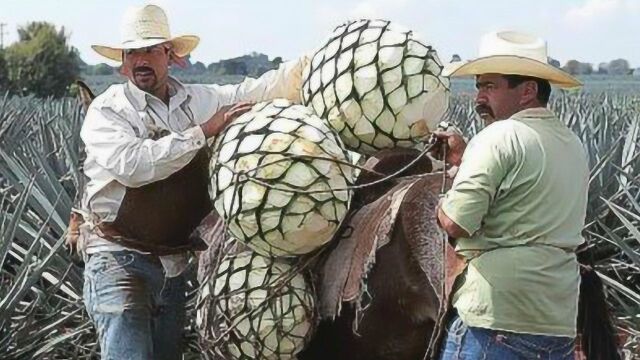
[302,19,450,154]
[210,99,354,257]
[197,249,315,359]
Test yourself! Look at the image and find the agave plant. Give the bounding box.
[1,85,639,358]
[210,99,354,257]
[197,241,315,360]
[0,94,99,359]
[302,19,450,154]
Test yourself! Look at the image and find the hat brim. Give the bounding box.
[443,55,582,89]
[92,35,200,62]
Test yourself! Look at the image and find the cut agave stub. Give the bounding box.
[197,249,316,360]
[210,99,354,257]
[302,19,451,154]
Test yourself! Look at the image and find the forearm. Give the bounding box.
[437,203,471,240]
[85,126,206,187]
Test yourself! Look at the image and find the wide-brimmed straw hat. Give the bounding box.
[92,4,199,62]
[443,31,581,88]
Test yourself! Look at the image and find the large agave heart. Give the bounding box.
[210,99,354,257]
[302,19,450,154]
[197,249,315,360]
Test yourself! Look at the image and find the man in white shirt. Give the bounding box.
[80,4,308,359]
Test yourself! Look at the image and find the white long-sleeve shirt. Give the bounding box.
[80,58,308,275]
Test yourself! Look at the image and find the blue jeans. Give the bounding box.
[83,251,186,360]
[440,315,575,360]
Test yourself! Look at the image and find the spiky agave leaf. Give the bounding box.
[0,95,97,359]
[210,99,354,257]
[302,19,450,154]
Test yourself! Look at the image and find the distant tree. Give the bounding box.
[547,57,561,68]
[93,63,114,75]
[191,61,206,73]
[272,56,283,67]
[580,62,593,75]
[222,60,248,75]
[450,54,461,63]
[608,58,630,75]
[562,60,592,75]
[597,62,609,75]
[4,22,81,97]
[563,60,580,75]
[633,68,640,77]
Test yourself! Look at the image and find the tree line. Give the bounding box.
[450,55,636,76]
[1,22,638,99]
[0,22,284,98]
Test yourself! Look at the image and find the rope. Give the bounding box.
[219,141,438,195]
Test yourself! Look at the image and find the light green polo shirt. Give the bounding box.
[440,107,589,337]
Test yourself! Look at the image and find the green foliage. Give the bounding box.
[83,63,114,76]
[563,59,593,75]
[609,59,632,76]
[206,53,277,77]
[4,22,81,98]
[0,86,638,357]
[0,95,96,358]
[0,50,8,93]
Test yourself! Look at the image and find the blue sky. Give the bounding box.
[1,0,638,67]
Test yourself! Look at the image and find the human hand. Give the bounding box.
[429,131,467,167]
[200,102,254,139]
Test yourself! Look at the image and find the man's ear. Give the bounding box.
[520,80,539,105]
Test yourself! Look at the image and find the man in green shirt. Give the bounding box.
[435,30,587,359]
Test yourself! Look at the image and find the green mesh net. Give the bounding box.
[197,239,316,360]
[210,99,354,257]
[301,19,451,154]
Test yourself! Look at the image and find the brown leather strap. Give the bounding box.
[97,222,207,255]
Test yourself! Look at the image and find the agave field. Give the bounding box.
[0,87,639,359]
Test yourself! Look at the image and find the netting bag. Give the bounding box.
[301,19,450,154]
[210,99,354,257]
[197,246,316,359]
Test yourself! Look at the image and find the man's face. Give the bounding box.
[121,43,171,95]
[474,74,524,124]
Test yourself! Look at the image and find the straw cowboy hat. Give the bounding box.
[443,31,581,88]
[92,4,199,62]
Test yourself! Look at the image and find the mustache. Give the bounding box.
[475,104,494,117]
[133,66,154,74]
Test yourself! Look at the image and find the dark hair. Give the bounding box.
[502,75,551,105]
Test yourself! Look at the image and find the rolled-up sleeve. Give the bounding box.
[80,105,206,188]
[440,125,516,236]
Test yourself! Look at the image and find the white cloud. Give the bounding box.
[565,0,625,25]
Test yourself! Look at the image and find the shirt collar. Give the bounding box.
[511,107,556,120]
[124,76,187,111]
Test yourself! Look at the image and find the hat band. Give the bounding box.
[122,36,169,45]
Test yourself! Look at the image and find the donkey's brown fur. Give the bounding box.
[300,149,450,360]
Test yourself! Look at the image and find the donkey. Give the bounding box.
[299,149,460,360]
